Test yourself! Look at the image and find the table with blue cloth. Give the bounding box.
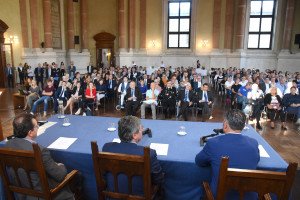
[0,115,288,200]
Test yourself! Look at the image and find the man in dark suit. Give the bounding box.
[177,82,194,121]
[192,75,202,92]
[143,74,151,89]
[195,83,214,122]
[106,74,117,99]
[45,65,53,79]
[53,81,70,113]
[102,116,164,196]
[5,63,14,88]
[124,81,142,116]
[161,80,176,119]
[68,61,76,80]
[259,76,271,94]
[34,63,44,89]
[18,63,25,85]
[195,109,260,200]
[5,113,74,200]
[87,62,94,75]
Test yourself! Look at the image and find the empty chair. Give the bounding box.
[203,157,297,200]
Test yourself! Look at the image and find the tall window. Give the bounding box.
[168,1,191,48]
[248,0,276,49]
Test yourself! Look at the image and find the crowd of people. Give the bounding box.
[5,61,300,130]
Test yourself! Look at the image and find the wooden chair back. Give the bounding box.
[204,157,298,200]
[0,143,52,199]
[91,141,152,200]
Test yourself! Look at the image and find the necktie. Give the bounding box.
[184,91,188,102]
[9,68,11,75]
[131,89,134,97]
[38,67,40,74]
[204,92,208,102]
[110,80,112,88]
[60,88,64,98]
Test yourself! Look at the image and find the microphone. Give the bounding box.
[142,128,152,138]
[213,129,224,134]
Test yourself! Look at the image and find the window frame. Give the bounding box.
[247,0,276,50]
[167,1,192,49]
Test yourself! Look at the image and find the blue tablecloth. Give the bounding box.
[0,115,288,200]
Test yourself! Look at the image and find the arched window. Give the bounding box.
[247,0,276,49]
[167,1,191,48]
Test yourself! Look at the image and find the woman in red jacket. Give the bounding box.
[75,81,96,116]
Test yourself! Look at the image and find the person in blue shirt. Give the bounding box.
[195,109,260,200]
[276,77,287,94]
[138,79,147,99]
[141,82,159,120]
[237,82,252,110]
[282,86,300,125]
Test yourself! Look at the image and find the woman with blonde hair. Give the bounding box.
[23,79,40,111]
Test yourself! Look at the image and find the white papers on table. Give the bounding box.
[112,138,121,143]
[150,143,169,156]
[37,122,57,136]
[258,145,270,158]
[48,137,77,150]
[0,91,2,95]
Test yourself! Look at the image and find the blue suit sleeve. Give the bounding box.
[195,141,212,167]
[150,150,164,184]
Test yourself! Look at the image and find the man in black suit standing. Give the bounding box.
[5,113,75,200]
[106,74,117,99]
[195,83,214,122]
[124,81,142,116]
[177,82,194,121]
[34,63,44,89]
[161,80,177,119]
[5,63,14,88]
[18,63,25,85]
[87,62,94,75]
[45,64,53,79]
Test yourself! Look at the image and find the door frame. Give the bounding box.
[93,32,116,67]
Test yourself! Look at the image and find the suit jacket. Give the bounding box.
[18,67,24,76]
[71,86,84,97]
[259,82,270,93]
[55,86,70,99]
[45,68,52,79]
[195,134,260,200]
[5,138,73,200]
[124,86,142,103]
[5,67,14,77]
[196,90,214,104]
[106,79,117,90]
[34,67,44,79]
[161,86,176,101]
[178,89,194,103]
[87,65,94,74]
[102,142,163,196]
[68,65,76,77]
[192,81,202,92]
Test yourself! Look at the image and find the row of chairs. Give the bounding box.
[0,142,297,200]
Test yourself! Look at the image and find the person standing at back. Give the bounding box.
[195,109,260,200]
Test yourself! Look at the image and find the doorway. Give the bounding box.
[93,32,116,68]
[0,19,11,88]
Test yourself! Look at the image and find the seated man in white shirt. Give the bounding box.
[141,82,159,120]
[117,76,130,109]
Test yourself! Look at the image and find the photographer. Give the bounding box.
[195,109,260,200]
